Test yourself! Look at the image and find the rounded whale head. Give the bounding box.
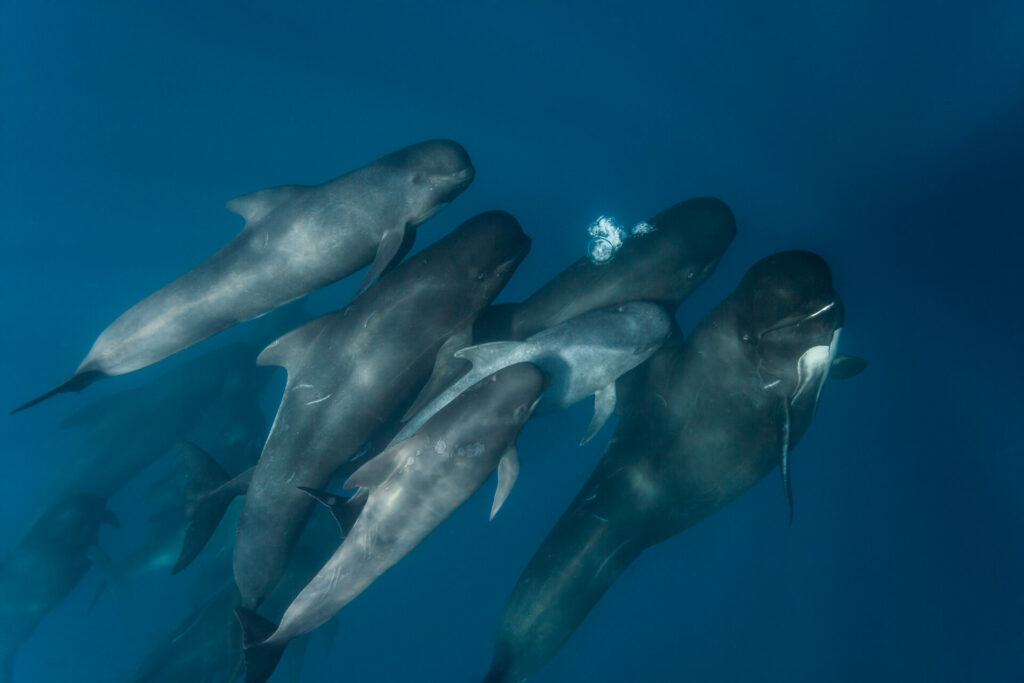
[604,196,737,306]
[383,139,476,225]
[430,210,532,305]
[731,250,844,410]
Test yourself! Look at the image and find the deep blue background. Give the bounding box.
[3,1,1022,681]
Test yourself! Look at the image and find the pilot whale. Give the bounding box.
[474,196,736,343]
[235,363,547,683]
[402,197,735,419]
[482,251,863,683]
[13,139,474,413]
[0,494,118,683]
[173,211,530,610]
[395,302,672,447]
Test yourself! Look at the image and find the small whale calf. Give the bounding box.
[236,362,547,683]
[395,301,673,446]
[14,139,473,412]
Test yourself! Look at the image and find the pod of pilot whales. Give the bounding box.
[3,139,866,683]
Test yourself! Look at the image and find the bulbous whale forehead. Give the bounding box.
[388,139,474,184]
[598,197,736,303]
[440,210,532,272]
[735,250,844,341]
[643,197,737,265]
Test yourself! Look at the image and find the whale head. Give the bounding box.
[607,197,737,307]
[388,139,475,225]
[733,250,844,417]
[428,210,532,308]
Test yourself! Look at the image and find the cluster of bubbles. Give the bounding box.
[587,216,656,264]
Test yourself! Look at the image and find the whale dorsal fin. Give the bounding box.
[490,447,521,520]
[226,185,306,224]
[256,316,331,372]
[344,434,430,490]
[297,486,368,537]
[581,382,616,445]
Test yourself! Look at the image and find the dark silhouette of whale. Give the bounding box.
[482,251,863,682]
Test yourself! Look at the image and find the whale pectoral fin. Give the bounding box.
[581,383,617,445]
[226,184,306,224]
[357,227,410,294]
[490,447,521,520]
[829,354,867,380]
[776,401,794,524]
[344,434,429,490]
[403,325,474,422]
[256,317,330,371]
[297,486,367,537]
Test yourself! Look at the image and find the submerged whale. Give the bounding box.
[474,196,736,343]
[0,494,118,683]
[482,251,861,682]
[174,211,530,609]
[14,139,474,412]
[395,302,672,447]
[236,363,547,683]
[402,197,735,418]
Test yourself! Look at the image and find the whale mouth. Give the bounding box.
[756,300,836,342]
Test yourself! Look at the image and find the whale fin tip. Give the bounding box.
[581,382,616,445]
[490,447,521,520]
[357,226,413,294]
[11,370,105,414]
[235,607,287,683]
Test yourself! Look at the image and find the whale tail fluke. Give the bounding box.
[11,370,106,414]
[173,442,252,574]
[236,607,287,683]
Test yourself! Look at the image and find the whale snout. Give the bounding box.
[409,139,475,192]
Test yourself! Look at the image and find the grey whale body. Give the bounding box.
[13,139,474,412]
[195,211,531,610]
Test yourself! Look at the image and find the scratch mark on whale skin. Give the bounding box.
[306,393,333,405]
[595,540,630,579]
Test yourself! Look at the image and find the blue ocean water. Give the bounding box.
[2,1,1022,681]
